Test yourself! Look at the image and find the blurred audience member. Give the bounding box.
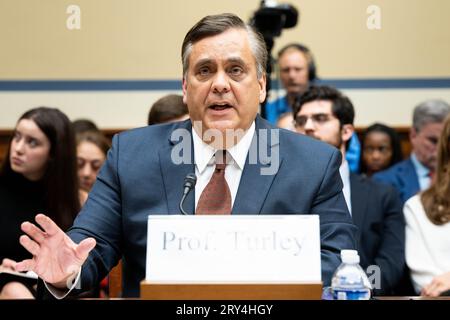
[404,114,450,297]
[294,86,405,295]
[266,43,360,172]
[360,123,403,177]
[264,43,316,124]
[147,94,189,125]
[276,112,294,131]
[0,107,80,299]
[72,118,99,135]
[374,99,450,204]
[76,131,110,193]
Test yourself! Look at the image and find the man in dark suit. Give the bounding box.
[373,99,450,204]
[293,85,405,295]
[14,14,356,298]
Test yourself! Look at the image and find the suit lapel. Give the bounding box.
[232,116,282,214]
[159,121,195,214]
[349,173,369,229]
[404,157,420,193]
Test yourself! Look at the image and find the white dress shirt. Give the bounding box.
[192,122,256,209]
[404,195,450,294]
[339,160,352,216]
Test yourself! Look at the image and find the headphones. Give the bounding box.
[277,43,317,82]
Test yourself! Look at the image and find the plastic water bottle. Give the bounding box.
[331,250,371,300]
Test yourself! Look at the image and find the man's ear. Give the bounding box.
[258,74,267,103]
[341,124,355,143]
[182,78,188,105]
[410,127,417,141]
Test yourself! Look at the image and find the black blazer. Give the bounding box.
[350,173,405,295]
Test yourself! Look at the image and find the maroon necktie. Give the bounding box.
[196,151,232,215]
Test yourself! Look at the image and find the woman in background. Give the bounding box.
[404,114,450,297]
[0,107,80,299]
[360,123,403,176]
[76,131,110,193]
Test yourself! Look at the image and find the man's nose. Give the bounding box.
[303,117,315,131]
[211,71,230,94]
[288,69,297,79]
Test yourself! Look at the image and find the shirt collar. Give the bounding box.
[192,122,256,174]
[339,159,350,181]
[411,153,430,177]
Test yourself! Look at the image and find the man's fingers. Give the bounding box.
[15,259,35,272]
[19,235,40,256]
[21,221,46,243]
[35,214,61,236]
[76,238,97,261]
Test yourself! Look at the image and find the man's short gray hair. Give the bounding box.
[413,99,450,132]
[181,13,267,79]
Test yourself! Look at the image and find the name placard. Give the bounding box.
[145,215,321,283]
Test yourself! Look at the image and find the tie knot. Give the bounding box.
[214,150,229,171]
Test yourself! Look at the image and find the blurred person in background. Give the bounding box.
[76,131,110,193]
[147,94,189,125]
[360,123,403,177]
[374,100,450,204]
[403,114,450,297]
[0,107,80,299]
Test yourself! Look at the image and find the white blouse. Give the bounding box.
[404,195,450,293]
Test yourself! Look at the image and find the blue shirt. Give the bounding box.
[346,133,361,173]
[264,96,290,124]
[410,153,431,191]
[264,95,360,173]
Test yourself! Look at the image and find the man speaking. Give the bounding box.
[14,13,356,298]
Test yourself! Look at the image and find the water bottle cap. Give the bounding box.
[341,249,360,263]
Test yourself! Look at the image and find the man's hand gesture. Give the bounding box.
[15,214,96,288]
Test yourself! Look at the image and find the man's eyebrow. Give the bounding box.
[227,57,246,65]
[193,58,214,68]
[298,113,329,117]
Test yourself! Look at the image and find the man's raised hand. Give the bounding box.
[15,213,96,288]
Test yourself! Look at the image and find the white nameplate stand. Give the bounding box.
[141,215,322,300]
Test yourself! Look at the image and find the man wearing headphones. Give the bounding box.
[264,43,316,125]
[265,43,361,172]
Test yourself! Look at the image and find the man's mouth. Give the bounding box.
[208,103,233,111]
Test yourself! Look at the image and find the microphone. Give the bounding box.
[179,173,197,215]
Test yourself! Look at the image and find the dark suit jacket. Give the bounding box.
[67,116,356,297]
[373,157,420,204]
[350,173,405,295]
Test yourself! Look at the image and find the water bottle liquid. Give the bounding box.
[331,250,371,300]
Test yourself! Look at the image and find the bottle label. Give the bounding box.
[333,289,371,300]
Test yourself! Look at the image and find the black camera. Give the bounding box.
[251,1,298,40]
[250,1,299,117]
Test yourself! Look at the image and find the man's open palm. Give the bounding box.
[15,214,96,287]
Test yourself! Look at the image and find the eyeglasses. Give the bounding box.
[294,113,333,128]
